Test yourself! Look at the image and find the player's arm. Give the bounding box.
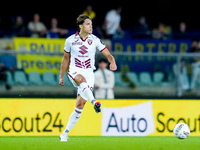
[59,52,70,86]
[101,48,117,71]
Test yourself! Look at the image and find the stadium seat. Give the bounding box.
[14,71,29,85]
[28,72,43,85]
[6,71,15,85]
[56,73,72,86]
[114,72,129,87]
[139,72,153,86]
[43,72,57,85]
[127,72,140,86]
[153,72,164,85]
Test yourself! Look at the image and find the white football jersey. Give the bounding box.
[64,32,106,71]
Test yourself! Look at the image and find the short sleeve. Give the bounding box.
[64,38,71,53]
[95,37,106,52]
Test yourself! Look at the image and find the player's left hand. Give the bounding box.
[110,63,117,71]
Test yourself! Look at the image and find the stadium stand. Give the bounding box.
[114,72,130,87]
[43,72,57,86]
[139,72,153,86]
[28,72,43,85]
[14,71,29,85]
[6,71,15,85]
[127,72,140,86]
[153,72,165,85]
[0,11,200,98]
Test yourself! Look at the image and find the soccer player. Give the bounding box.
[59,14,117,141]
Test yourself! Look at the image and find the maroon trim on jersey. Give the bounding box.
[68,53,71,72]
[75,31,88,42]
[100,47,107,52]
[68,73,74,80]
[75,32,79,36]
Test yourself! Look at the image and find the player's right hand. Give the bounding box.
[59,78,64,86]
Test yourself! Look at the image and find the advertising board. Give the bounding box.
[0,99,199,136]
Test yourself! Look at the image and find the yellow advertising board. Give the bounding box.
[14,37,65,53]
[0,99,199,136]
[13,38,65,74]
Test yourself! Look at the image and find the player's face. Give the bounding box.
[81,19,93,34]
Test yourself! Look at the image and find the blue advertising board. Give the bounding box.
[112,39,192,53]
[111,39,192,73]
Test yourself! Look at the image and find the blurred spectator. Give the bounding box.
[132,16,151,39]
[173,40,200,91]
[83,5,96,19]
[28,13,47,37]
[152,23,172,39]
[173,59,190,91]
[47,18,68,38]
[173,22,189,39]
[189,39,200,53]
[0,45,17,90]
[94,58,115,99]
[104,6,124,39]
[83,5,103,38]
[11,16,26,37]
[189,40,200,90]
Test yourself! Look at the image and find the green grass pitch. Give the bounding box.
[0,136,200,150]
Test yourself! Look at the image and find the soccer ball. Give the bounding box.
[173,123,190,139]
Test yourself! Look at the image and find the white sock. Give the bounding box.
[63,107,83,134]
[79,82,96,105]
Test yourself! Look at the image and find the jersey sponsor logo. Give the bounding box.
[87,39,93,45]
[72,39,82,46]
[78,45,88,57]
[79,45,88,55]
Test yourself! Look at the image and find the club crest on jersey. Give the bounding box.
[87,39,93,45]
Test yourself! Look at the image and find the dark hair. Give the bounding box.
[76,14,91,29]
[98,58,107,63]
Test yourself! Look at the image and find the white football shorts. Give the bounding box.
[68,68,94,95]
